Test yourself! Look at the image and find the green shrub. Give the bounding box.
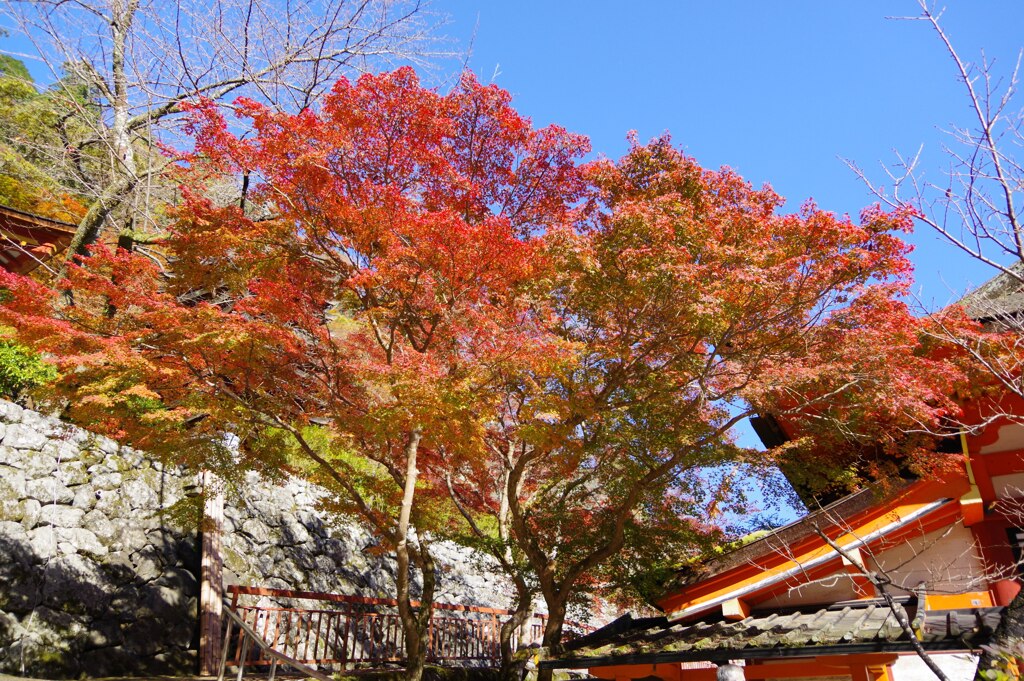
[0,340,57,398]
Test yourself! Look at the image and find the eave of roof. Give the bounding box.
[0,204,77,232]
[545,604,1002,670]
[954,260,1024,321]
[0,204,78,275]
[660,479,916,598]
[545,639,985,670]
[662,496,956,622]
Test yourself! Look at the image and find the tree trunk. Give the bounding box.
[541,598,567,651]
[497,461,535,679]
[109,0,139,180]
[60,0,141,283]
[62,173,139,269]
[499,582,535,681]
[394,428,428,681]
[975,585,1024,679]
[410,541,436,681]
[535,593,568,681]
[198,471,224,676]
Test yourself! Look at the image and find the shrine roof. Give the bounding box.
[0,204,76,275]
[547,602,1001,669]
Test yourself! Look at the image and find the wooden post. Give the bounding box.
[200,471,225,676]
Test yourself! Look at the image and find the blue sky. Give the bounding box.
[434,1,1023,309]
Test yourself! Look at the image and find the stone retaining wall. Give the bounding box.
[0,401,510,678]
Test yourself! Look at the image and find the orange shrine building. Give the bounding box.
[550,410,1022,680]
[549,273,1024,681]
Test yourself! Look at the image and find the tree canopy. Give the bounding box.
[0,67,988,677]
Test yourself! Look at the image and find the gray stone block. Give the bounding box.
[107,583,142,617]
[123,478,159,511]
[280,518,311,545]
[3,424,48,450]
[155,567,199,596]
[145,529,181,564]
[28,525,60,559]
[0,464,25,496]
[240,518,271,544]
[0,519,27,542]
[41,555,112,614]
[0,563,42,613]
[100,550,133,573]
[56,527,107,557]
[109,526,149,555]
[25,477,74,505]
[84,619,124,650]
[83,509,116,543]
[72,484,98,510]
[37,504,84,528]
[44,439,83,464]
[121,617,165,656]
[91,471,123,490]
[0,445,21,468]
[0,400,24,423]
[21,606,87,671]
[59,460,91,486]
[21,453,57,479]
[0,487,25,522]
[19,498,40,529]
[133,553,163,582]
[313,554,337,573]
[94,489,130,517]
[255,551,276,576]
[20,411,67,440]
[77,644,145,677]
[162,618,195,648]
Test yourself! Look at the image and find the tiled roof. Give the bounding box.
[956,261,1024,323]
[551,604,1002,668]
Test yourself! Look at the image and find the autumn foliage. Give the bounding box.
[444,136,979,648]
[0,68,986,667]
[2,67,593,681]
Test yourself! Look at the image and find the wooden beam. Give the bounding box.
[722,597,750,621]
[543,639,980,670]
[589,655,902,680]
[840,546,863,567]
[590,663,687,681]
[923,590,993,610]
[866,664,894,681]
[960,489,985,526]
[743,660,852,678]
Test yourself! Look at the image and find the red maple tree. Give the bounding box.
[444,135,982,658]
[1,67,589,681]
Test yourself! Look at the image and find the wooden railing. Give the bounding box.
[224,585,594,670]
[218,602,333,681]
